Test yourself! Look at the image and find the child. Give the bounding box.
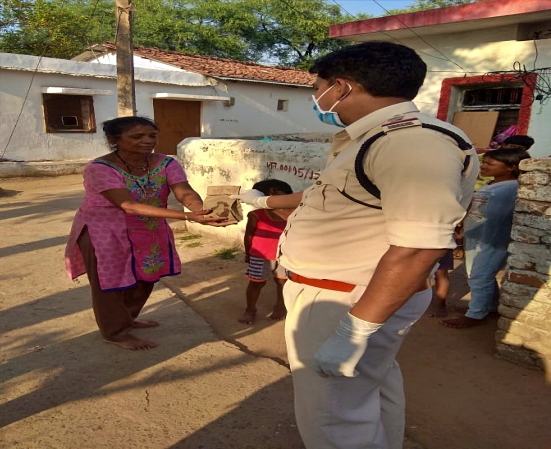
[239,179,294,325]
[441,148,531,328]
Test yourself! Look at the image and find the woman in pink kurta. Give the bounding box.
[65,116,228,350]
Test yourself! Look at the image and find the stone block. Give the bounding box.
[509,241,551,258]
[519,171,551,185]
[513,212,551,231]
[495,329,524,346]
[535,261,551,276]
[501,279,551,304]
[517,185,551,202]
[507,255,535,270]
[519,158,551,173]
[495,343,541,369]
[510,225,545,244]
[500,292,551,314]
[515,199,549,215]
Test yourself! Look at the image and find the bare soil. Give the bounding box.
[1,175,551,449]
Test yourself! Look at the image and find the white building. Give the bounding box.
[0,44,328,162]
[329,0,551,158]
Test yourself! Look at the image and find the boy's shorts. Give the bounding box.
[437,249,454,271]
[246,256,287,282]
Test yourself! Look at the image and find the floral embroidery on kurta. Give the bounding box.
[65,156,187,291]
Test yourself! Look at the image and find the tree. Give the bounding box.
[0,0,115,59]
[0,0,359,66]
[388,0,485,14]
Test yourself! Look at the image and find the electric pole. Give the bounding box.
[115,0,136,116]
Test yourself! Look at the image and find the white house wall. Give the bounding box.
[177,137,329,245]
[0,53,331,162]
[201,81,328,138]
[390,24,551,158]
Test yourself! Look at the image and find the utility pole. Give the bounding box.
[115,0,136,116]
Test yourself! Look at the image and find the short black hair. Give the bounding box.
[483,147,531,178]
[102,116,158,139]
[503,135,535,150]
[253,179,293,195]
[309,41,427,100]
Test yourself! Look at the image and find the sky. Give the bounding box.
[336,0,416,17]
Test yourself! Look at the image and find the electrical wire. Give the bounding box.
[327,0,472,74]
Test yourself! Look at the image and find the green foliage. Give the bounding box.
[214,247,240,260]
[0,0,487,65]
[0,0,356,66]
[185,241,203,248]
[387,0,484,14]
[178,234,202,241]
[0,0,115,59]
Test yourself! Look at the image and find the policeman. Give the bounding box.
[232,41,478,449]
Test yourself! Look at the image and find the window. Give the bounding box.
[438,74,535,150]
[277,99,289,111]
[42,94,96,133]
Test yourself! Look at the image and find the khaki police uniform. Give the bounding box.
[278,101,478,449]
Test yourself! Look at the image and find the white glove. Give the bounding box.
[229,189,272,209]
[313,312,383,377]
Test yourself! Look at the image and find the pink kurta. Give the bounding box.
[65,156,187,291]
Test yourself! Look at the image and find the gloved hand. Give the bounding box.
[229,189,272,209]
[313,312,383,377]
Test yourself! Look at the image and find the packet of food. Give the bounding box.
[202,185,243,223]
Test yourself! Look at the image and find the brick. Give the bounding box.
[515,199,549,215]
[517,185,551,202]
[506,269,550,288]
[510,224,545,244]
[543,236,551,244]
[519,171,551,185]
[519,159,551,173]
[513,213,551,231]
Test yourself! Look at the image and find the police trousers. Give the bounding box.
[284,280,432,449]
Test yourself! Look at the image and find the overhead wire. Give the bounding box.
[326,0,473,74]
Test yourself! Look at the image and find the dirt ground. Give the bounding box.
[1,174,551,449]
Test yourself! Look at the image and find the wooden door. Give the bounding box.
[452,111,499,150]
[153,99,201,155]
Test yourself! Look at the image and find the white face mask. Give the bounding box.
[312,83,352,127]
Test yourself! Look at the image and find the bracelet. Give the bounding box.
[186,201,203,208]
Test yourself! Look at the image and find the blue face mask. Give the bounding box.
[312,83,352,128]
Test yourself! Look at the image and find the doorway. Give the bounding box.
[153,99,201,155]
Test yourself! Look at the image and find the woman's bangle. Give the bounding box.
[185,201,203,208]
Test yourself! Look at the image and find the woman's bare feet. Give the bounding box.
[440,316,486,329]
[132,320,160,328]
[427,302,448,318]
[268,305,287,321]
[104,334,158,350]
[238,309,256,325]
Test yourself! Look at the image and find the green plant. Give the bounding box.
[179,234,202,241]
[186,242,203,248]
[214,247,240,260]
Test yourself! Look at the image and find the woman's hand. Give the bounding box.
[185,209,235,227]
